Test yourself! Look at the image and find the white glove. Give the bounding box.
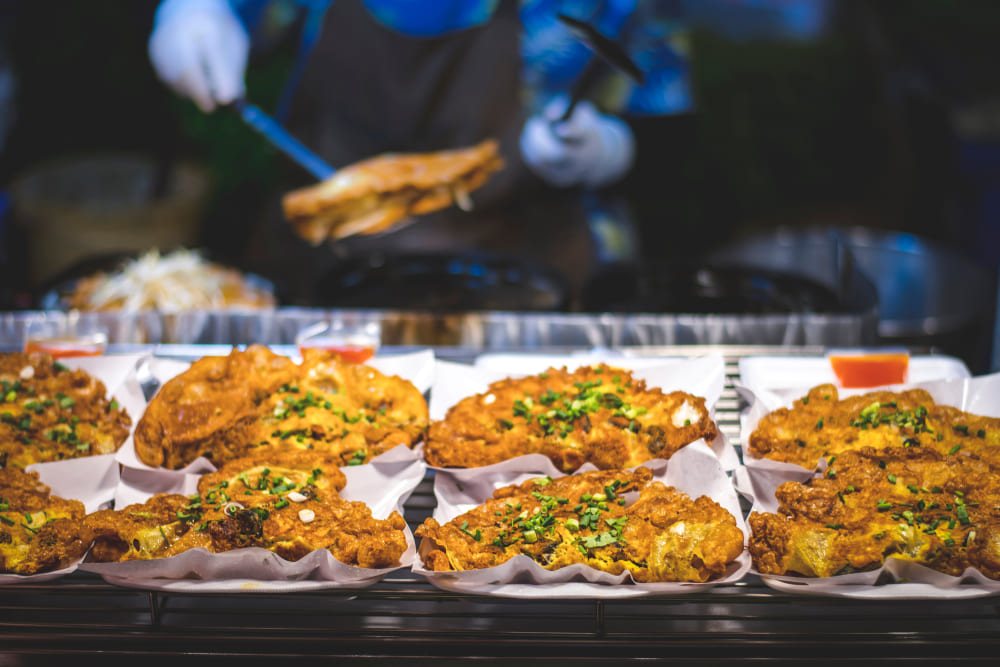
[148,0,249,112]
[520,96,635,188]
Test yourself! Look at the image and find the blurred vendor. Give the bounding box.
[148,0,694,302]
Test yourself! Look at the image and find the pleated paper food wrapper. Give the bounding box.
[738,372,1000,598]
[1,353,150,585]
[115,349,436,478]
[426,354,739,473]
[81,457,426,593]
[412,441,751,599]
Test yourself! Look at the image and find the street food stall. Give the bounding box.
[3,2,1000,663]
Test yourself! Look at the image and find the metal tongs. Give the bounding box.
[553,13,645,126]
[231,98,336,181]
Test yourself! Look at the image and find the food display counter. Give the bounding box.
[1,310,998,665]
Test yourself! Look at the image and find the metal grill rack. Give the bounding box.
[2,346,999,665]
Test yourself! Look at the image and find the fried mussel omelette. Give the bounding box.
[282,139,504,243]
[135,345,428,470]
[749,447,1000,579]
[85,450,408,568]
[0,467,93,574]
[1,351,131,468]
[417,468,744,583]
[748,383,1000,470]
[425,364,717,473]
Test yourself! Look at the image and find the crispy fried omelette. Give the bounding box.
[134,345,297,468]
[749,447,1000,579]
[85,450,408,568]
[748,383,1000,470]
[135,345,428,469]
[0,467,93,574]
[0,352,131,468]
[417,468,744,583]
[425,364,717,473]
[282,139,504,244]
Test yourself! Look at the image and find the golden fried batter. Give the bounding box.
[0,467,93,574]
[282,139,504,244]
[425,364,717,473]
[134,345,297,469]
[748,383,1000,470]
[416,468,744,583]
[749,447,1000,579]
[0,352,131,468]
[135,346,428,469]
[86,450,407,569]
[84,493,199,563]
[220,348,429,467]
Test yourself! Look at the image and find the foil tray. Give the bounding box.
[0,307,878,350]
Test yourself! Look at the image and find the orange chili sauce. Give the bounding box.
[298,342,375,364]
[24,340,105,359]
[829,353,909,388]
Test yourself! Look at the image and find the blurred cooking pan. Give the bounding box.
[315,251,571,312]
[581,263,850,315]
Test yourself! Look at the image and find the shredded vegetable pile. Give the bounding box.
[66,249,275,312]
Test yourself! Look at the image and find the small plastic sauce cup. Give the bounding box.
[828,351,909,388]
[24,335,107,359]
[295,321,380,364]
[297,339,376,364]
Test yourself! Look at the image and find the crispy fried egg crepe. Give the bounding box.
[134,345,298,469]
[223,348,428,467]
[85,450,407,568]
[748,383,1000,470]
[749,447,1000,579]
[0,352,131,468]
[135,345,428,470]
[282,139,504,244]
[425,364,717,472]
[0,467,92,574]
[417,468,744,583]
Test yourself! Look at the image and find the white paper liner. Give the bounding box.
[412,441,751,598]
[0,562,82,586]
[737,372,1000,598]
[427,355,739,472]
[82,457,426,592]
[737,354,971,407]
[115,349,435,475]
[26,454,121,515]
[758,559,1000,599]
[473,351,691,374]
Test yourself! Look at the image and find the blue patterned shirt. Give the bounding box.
[228,0,693,117]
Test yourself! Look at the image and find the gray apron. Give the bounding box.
[246,0,592,305]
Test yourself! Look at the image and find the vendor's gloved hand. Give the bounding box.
[148,0,249,112]
[520,96,635,188]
